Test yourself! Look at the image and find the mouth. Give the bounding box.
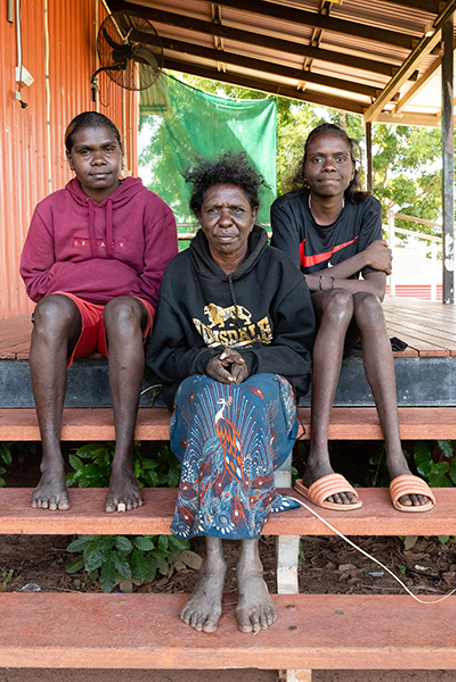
[90,172,110,178]
[215,232,238,242]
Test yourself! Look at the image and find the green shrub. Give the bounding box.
[66,533,188,593]
[413,440,456,487]
[65,441,188,592]
[0,442,13,488]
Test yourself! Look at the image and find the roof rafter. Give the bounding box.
[109,1,412,79]
[155,36,379,99]
[195,0,419,50]
[162,57,366,113]
[364,0,456,122]
[373,0,440,13]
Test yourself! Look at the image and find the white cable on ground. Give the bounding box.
[289,495,456,605]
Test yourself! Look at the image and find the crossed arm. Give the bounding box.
[304,239,392,300]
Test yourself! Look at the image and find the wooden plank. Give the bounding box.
[2,406,456,441]
[3,302,456,360]
[0,315,32,359]
[2,487,456,536]
[383,317,455,353]
[1,592,455,670]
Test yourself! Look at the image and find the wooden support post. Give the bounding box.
[442,15,454,303]
[275,534,300,594]
[365,120,373,193]
[287,672,312,682]
[274,454,300,594]
[278,670,312,682]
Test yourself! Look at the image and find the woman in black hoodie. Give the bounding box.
[147,152,315,635]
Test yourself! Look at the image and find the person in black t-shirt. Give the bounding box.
[271,123,435,513]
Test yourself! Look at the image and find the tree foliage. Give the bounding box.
[140,72,446,241]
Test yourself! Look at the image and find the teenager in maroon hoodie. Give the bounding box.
[20,112,177,513]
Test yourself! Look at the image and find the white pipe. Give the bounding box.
[95,0,99,112]
[16,0,22,68]
[44,0,52,193]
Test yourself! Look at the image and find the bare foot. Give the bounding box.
[236,538,276,633]
[104,469,144,513]
[181,539,226,633]
[236,566,276,633]
[31,460,70,511]
[302,454,358,506]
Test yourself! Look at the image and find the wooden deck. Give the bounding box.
[2,300,456,360]
[382,298,456,357]
[1,300,456,409]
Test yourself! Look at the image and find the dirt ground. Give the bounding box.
[2,445,456,681]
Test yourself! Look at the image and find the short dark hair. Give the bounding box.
[182,151,268,214]
[293,122,369,203]
[64,112,123,153]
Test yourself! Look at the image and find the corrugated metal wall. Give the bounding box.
[0,0,138,319]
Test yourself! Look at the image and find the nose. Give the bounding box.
[91,150,106,166]
[322,156,336,171]
[218,207,233,226]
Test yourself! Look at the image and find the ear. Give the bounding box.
[66,150,74,171]
[251,206,259,222]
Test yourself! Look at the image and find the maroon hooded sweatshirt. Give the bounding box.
[20,177,177,307]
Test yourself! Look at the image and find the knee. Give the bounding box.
[353,292,384,328]
[33,295,79,336]
[323,289,354,326]
[104,296,144,335]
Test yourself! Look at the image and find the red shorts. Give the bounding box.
[52,292,155,367]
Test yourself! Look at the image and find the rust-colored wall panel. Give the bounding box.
[0,0,138,319]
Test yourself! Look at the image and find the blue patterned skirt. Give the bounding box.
[169,373,300,540]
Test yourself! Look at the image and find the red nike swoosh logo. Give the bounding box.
[300,236,359,267]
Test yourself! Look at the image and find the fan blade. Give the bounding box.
[102,27,125,51]
[131,44,158,70]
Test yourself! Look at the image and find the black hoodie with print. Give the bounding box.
[146,225,316,409]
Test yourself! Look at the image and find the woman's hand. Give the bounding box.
[364,240,393,275]
[206,348,249,384]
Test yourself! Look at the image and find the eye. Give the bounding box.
[336,155,348,163]
[230,207,244,214]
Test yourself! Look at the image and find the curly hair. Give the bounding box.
[293,123,369,204]
[182,151,268,214]
[64,112,123,153]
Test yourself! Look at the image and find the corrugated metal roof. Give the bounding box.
[108,0,456,127]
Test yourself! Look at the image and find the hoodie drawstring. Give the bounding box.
[88,197,115,259]
[88,201,98,259]
[106,198,114,259]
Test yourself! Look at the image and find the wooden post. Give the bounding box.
[365,120,373,193]
[442,16,454,304]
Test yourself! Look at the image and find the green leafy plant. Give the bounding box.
[0,567,13,591]
[0,442,13,488]
[364,442,407,488]
[65,440,186,592]
[66,441,181,490]
[66,534,189,593]
[413,440,456,487]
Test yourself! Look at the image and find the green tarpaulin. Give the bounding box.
[139,74,277,226]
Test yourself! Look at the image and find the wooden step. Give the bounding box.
[1,487,455,536]
[1,592,455,670]
[2,406,456,441]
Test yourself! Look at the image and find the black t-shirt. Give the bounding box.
[270,189,382,277]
